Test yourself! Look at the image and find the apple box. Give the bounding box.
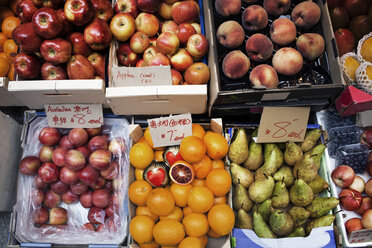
[0,77,23,106]
[335,86,372,117]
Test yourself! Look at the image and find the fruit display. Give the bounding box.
[14,116,129,244]
[128,124,234,247]
[111,0,210,85]
[10,0,112,80]
[227,127,338,240]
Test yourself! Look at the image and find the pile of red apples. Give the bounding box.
[13,0,113,80]
[112,0,210,85]
[19,126,125,232]
[215,0,326,88]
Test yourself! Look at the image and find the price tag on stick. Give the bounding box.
[257,107,310,143]
[45,104,103,128]
[147,113,192,148]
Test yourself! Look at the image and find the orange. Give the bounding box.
[153,220,185,246]
[136,136,148,144]
[129,180,153,206]
[129,215,155,244]
[211,159,224,170]
[7,61,13,79]
[0,32,7,52]
[136,206,159,222]
[0,56,10,76]
[207,228,221,238]
[146,188,175,216]
[205,168,231,197]
[203,131,228,160]
[182,212,209,237]
[361,37,372,63]
[214,195,227,205]
[187,186,214,214]
[192,123,205,139]
[169,160,194,185]
[191,178,205,187]
[1,16,20,38]
[3,38,17,62]
[139,240,159,248]
[159,206,183,222]
[0,6,14,23]
[183,206,193,216]
[343,56,360,81]
[129,142,154,169]
[154,150,164,162]
[207,204,235,236]
[135,168,144,180]
[169,183,192,207]
[144,127,165,151]
[198,235,208,248]
[178,237,202,248]
[179,136,206,163]
[0,52,7,60]
[192,155,212,179]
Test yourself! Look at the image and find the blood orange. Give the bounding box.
[169,160,194,185]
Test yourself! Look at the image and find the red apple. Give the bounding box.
[61,189,79,204]
[135,12,159,37]
[33,189,45,206]
[105,204,115,217]
[49,207,68,225]
[143,46,158,65]
[191,22,201,34]
[74,147,89,159]
[60,166,78,185]
[14,52,42,79]
[170,48,193,72]
[59,135,73,149]
[86,127,102,137]
[12,23,43,54]
[40,38,72,64]
[345,218,363,234]
[186,33,208,59]
[34,175,49,189]
[177,23,197,45]
[367,160,372,177]
[129,31,150,54]
[114,0,138,18]
[88,135,108,152]
[91,176,106,190]
[83,222,96,231]
[368,151,372,162]
[44,189,61,208]
[80,191,93,208]
[84,17,112,50]
[100,161,119,180]
[361,130,372,149]
[110,13,136,42]
[339,188,363,211]
[65,149,86,171]
[116,43,139,66]
[67,55,95,79]
[366,178,372,197]
[343,0,368,17]
[19,156,41,175]
[64,0,94,26]
[149,36,157,47]
[184,62,210,85]
[158,1,172,20]
[39,162,60,184]
[16,0,38,23]
[68,32,92,57]
[70,181,88,195]
[39,146,54,163]
[349,175,365,193]
[33,207,49,225]
[331,165,355,188]
[362,209,372,229]
[32,0,63,8]
[136,59,147,67]
[137,0,161,13]
[41,63,68,80]
[32,7,63,39]
[89,149,111,171]
[327,0,341,9]
[57,9,73,36]
[161,20,178,34]
[171,68,183,85]
[51,180,69,194]
[92,188,111,208]
[91,0,113,22]
[148,53,170,66]
[156,32,179,55]
[52,147,67,167]
[88,52,105,78]
[334,28,355,56]
[171,1,199,24]
[77,165,99,186]
[108,138,125,155]
[88,207,106,224]
[357,196,372,215]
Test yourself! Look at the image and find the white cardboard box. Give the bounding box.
[0,77,23,106]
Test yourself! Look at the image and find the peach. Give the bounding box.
[272,47,303,76]
[249,64,279,89]
[215,0,241,17]
[270,18,296,46]
[222,50,250,79]
[216,20,245,49]
[296,33,325,61]
[263,0,291,16]
[245,33,273,62]
[242,5,268,31]
[291,1,321,29]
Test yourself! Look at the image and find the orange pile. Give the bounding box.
[128,124,234,247]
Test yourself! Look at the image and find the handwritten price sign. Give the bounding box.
[45,104,103,128]
[112,66,172,86]
[349,228,372,243]
[147,113,192,147]
[257,107,310,143]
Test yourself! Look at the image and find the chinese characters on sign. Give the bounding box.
[147,113,192,147]
[45,104,103,128]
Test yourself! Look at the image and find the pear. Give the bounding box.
[252,199,274,222]
[308,174,329,194]
[274,146,284,169]
[249,176,275,203]
[288,206,310,227]
[293,153,318,183]
[306,197,339,218]
[287,227,306,237]
[269,210,294,236]
[244,139,263,170]
[253,211,276,238]
[307,144,327,170]
[271,181,289,208]
[306,215,335,235]
[230,163,254,188]
[264,144,276,161]
[233,184,254,212]
[262,149,278,176]
[277,143,286,151]
[284,141,303,166]
[289,179,314,207]
[301,129,322,152]
[273,166,294,188]
[235,209,253,229]
[264,144,283,169]
[254,167,266,181]
[228,128,249,164]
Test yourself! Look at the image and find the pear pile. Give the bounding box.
[229,128,339,238]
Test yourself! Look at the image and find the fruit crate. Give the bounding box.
[224,124,337,248]
[105,0,208,115]
[204,0,345,116]
[0,77,23,106]
[8,111,130,247]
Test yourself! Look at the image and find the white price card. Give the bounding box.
[147,113,192,148]
[349,228,372,243]
[45,104,103,128]
[112,66,172,86]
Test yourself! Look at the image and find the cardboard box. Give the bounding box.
[0,77,23,106]
[335,86,372,117]
[204,0,345,116]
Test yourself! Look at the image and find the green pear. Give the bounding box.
[284,141,303,166]
[273,166,294,188]
[252,199,274,222]
[264,144,284,169]
[307,144,327,170]
[249,176,275,203]
[233,184,254,212]
[235,209,253,229]
[288,206,310,227]
[290,179,314,207]
[301,129,322,152]
[254,167,266,181]
[306,215,335,235]
[262,149,278,176]
[253,211,276,238]
[271,181,289,208]
[244,139,263,170]
[228,129,249,164]
[264,144,276,161]
[293,153,319,183]
[287,227,306,237]
[308,174,329,194]
[274,146,284,169]
[306,197,339,218]
[230,163,254,188]
[269,210,294,236]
